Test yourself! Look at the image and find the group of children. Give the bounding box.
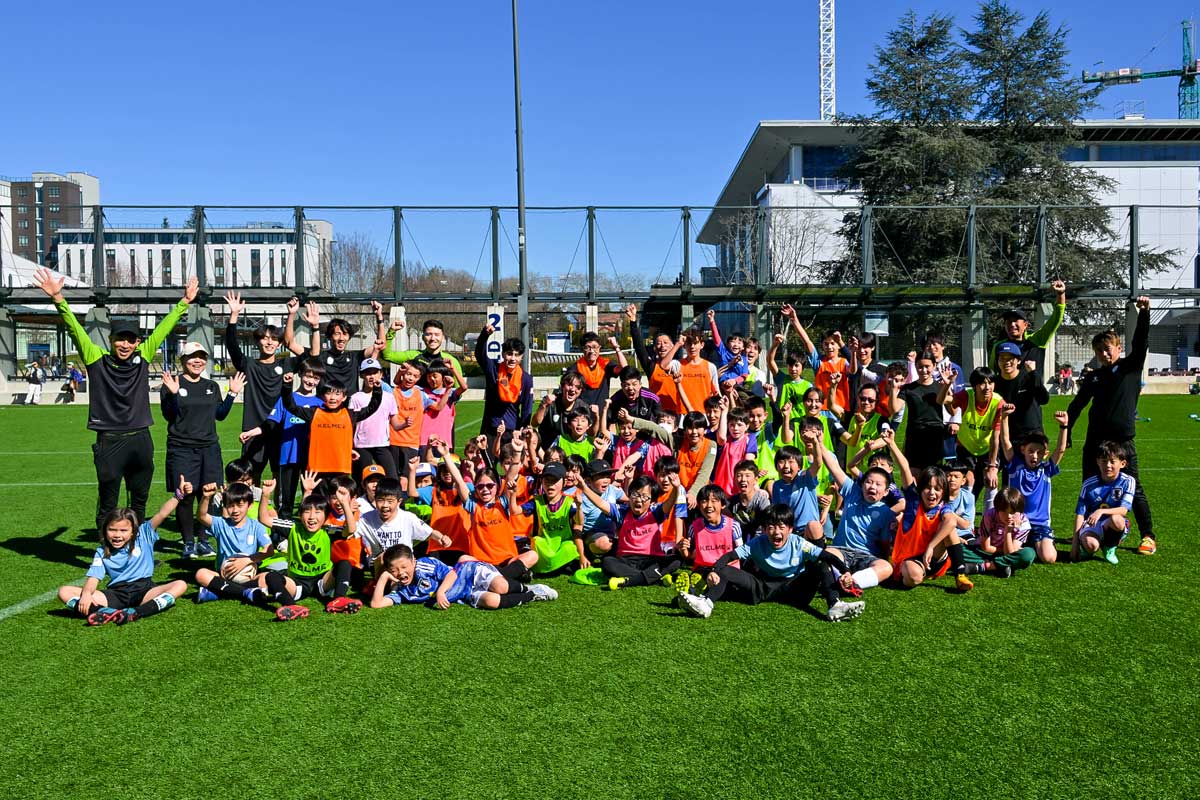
[58,286,1158,627]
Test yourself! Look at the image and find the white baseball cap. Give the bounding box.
[181,342,209,358]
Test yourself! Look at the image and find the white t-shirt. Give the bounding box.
[357,507,437,557]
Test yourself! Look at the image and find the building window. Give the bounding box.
[48,203,61,213]
[181,250,187,282]
[16,187,27,197]
[146,250,154,284]
[162,249,172,285]
[17,205,28,214]
[17,236,29,246]
[130,250,137,280]
[65,251,72,276]
[280,250,288,285]
[269,250,276,286]
[231,250,238,286]
[106,249,117,285]
[18,220,29,229]
[214,249,225,285]
[48,186,60,198]
[50,221,62,231]
[250,249,261,286]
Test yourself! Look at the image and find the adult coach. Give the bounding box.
[990,279,1067,369]
[32,268,198,527]
[381,317,466,390]
[283,298,386,390]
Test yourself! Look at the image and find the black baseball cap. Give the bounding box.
[541,462,567,482]
[1001,309,1028,323]
[110,319,142,339]
[585,459,615,478]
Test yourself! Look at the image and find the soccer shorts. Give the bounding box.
[445,560,501,608]
[101,577,155,609]
[1029,524,1054,542]
[292,574,332,601]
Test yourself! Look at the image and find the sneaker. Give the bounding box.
[181,542,198,560]
[1102,546,1119,565]
[992,564,1013,579]
[196,586,219,604]
[324,597,363,614]
[954,574,974,593]
[827,600,865,622]
[1137,536,1157,555]
[529,584,559,601]
[662,570,682,589]
[679,592,713,618]
[275,604,310,622]
[87,607,127,626]
[195,539,215,558]
[607,577,627,591]
[661,572,677,589]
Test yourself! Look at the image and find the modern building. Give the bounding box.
[699,118,1200,366]
[1,172,100,266]
[52,219,334,290]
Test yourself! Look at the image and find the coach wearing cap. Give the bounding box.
[32,267,199,528]
[990,279,1067,370]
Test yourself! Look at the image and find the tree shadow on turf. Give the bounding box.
[0,526,93,569]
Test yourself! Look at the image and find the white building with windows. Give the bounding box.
[52,219,334,290]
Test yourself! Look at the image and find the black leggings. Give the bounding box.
[93,429,155,529]
[600,554,681,587]
[705,563,837,608]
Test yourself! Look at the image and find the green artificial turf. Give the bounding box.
[1,397,1198,799]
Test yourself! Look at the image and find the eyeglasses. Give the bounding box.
[858,396,877,403]
[476,482,497,490]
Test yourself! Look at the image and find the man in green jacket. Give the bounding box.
[33,268,198,528]
[990,279,1068,370]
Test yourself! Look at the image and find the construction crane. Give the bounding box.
[819,0,835,120]
[1082,20,1200,119]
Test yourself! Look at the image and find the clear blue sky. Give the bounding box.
[4,0,1195,281]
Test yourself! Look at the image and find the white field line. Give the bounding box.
[0,579,81,623]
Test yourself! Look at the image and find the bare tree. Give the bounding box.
[714,207,838,286]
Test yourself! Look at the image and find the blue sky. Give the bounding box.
[4,0,1196,282]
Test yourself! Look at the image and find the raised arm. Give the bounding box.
[1125,296,1151,372]
[767,332,784,376]
[138,277,196,360]
[434,438,472,504]
[30,269,103,365]
[282,297,307,356]
[348,386,383,424]
[882,428,913,488]
[224,292,248,371]
[706,309,723,350]
[1026,279,1068,348]
[780,303,816,356]
[817,435,848,489]
[625,304,654,374]
[1050,410,1069,465]
[279,374,316,423]
[150,481,187,529]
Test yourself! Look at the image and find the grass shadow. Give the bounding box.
[0,526,92,569]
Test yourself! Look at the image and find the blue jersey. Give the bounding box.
[772,474,820,530]
[833,480,895,555]
[268,392,323,465]
[734,533,825,579]
[385,557,452,604]
[901,485,945,533]
[1076,474,1135,517]
[945,489,977,540]
[209,515,271,568]
[87,521,158,585]
[715,341,749,380]
[1006,457,1060,528]
[580,484,622,536]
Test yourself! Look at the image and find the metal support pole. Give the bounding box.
[755,206,768,288]
[1035,205,1047,286]
[194,206,207,288]
[393,207,404,303]
[966,204,977,292]
[92,206,106,290]
[293,207,306,294]
[681,207,691,290]
[512,0,531,364]
[491,207,501,302]
[586,207,596,303]
[1128,205,1140,296]
[860,205,874,285]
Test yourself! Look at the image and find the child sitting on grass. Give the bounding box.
[1073,441,1136,565]
[964,487,1035,578]
[677,504,863,622]
[771,442,824,544]
[677,485,742,589]
[59,488,190,626]
[580,473,683,590]
[369,542,560,610]
[194,480,273,603]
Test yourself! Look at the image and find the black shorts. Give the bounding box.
[166,444,224,493]
[102,577,155,609]
[391,445,420,469]
[291,573,331,600]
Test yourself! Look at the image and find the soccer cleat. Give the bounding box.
[275,604,310,622]
[689,571,706,595]
[827,600,865,622]
[195,539,216,558]
[528,584,559,601]
[116,608,140,625]
[1137,536,1157,556]
[87,607,127,626]
[992,565,1013,579]
[181,542,198,560]
[954,574,974,593]
[679,592,713,618]
[661,572,676,589]
[841,580,864,598]
[607,577,627,591]
[196,587,219,603]
[1102,546,1120,565]
[324,597,362,614]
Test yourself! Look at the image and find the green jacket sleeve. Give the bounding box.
[380,343,419,365]
[55,299,106,365]
[139,300,190,359]
[1026,302,1065,349]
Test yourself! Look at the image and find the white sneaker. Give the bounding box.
[828,600,865,622]
[528,584,558,601]
[679,593,713,619]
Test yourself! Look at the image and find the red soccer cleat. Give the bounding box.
[324,597,362,615]
[275,604,310,622]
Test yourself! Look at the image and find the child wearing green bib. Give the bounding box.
[511,462,584,574]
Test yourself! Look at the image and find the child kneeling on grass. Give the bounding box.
[677,504,864,622]
[1073,441,1136,565]
[59,488,190,626]
[369,544,557,609]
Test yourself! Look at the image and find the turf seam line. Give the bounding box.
[0,579,82,623]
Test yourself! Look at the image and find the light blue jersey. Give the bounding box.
[734,533,825,579]
[772,474,820,530]
[833,480,895,555]
[580,484,623,536]
[88,522,158,585]
[209,516,271,568]
[945,489,977,540]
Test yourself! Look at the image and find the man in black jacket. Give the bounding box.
[1066,296,1155,554]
